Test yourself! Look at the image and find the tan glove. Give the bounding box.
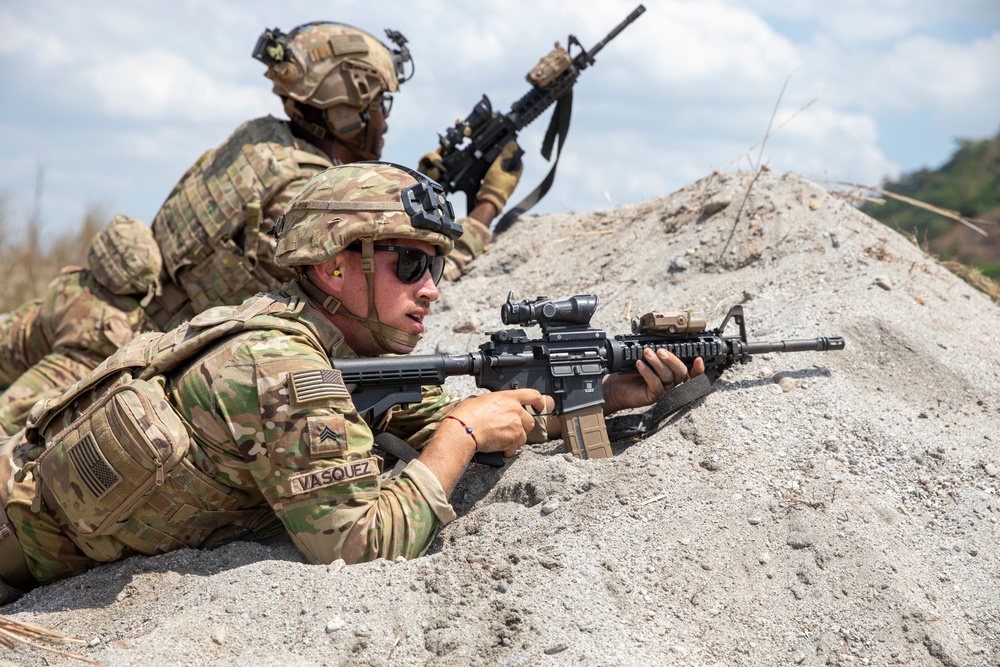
[476,140,524,211]
[418,150,445,182]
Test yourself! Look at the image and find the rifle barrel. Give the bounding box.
[744,337,846,355]
[584,5,646,63]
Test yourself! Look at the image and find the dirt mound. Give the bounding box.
[3,169,998,667]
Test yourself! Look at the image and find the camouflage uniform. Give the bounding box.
[0,116,490,436]
[0,268,153,437]
[0,282,458,585]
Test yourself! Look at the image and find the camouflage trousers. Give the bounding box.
[0,436,38,603]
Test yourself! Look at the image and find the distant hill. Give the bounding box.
[861,128,1000,281]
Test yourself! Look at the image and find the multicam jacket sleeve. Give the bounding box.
[443,216,492,281]
[169,328,457,566]
[0,270,150,435]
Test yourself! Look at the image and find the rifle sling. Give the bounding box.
[606,374,715,442]
[372,429,420,465]
[491,91,574,236]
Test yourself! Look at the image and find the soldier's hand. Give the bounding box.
[418,150,445,182]
[476,140,524,211]
[602,349,705,414]
[449,389,543,458]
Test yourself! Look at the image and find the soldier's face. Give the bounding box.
[336,238,440,355]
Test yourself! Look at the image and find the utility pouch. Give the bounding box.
[35,375,190,537]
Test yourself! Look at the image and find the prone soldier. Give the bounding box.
[0,163,701,603]
[0,21,524,436]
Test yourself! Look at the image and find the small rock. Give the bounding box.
[699,457,723,471]
[210,627,226,645]
[327,559,346,573]
[776,375,796,392]
[758,552,770,565]
[541,499,560,515]
[702,197,731,216]
[747,515,763,525]
[452,318,478,333]
[326,617,345,633]
[670,256,691,272]
[984,463,997,477]
[544,642,569,655]
[874,276,893,290]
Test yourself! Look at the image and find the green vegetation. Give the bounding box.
[862,128,1000,281]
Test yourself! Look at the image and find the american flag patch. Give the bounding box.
[69,433,122,500]
[290,368,350,404]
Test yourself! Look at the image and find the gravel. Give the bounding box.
[3,168,998,666]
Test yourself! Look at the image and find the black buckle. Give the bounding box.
[401,179,461,239]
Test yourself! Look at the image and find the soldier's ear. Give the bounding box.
[306,260,345,295]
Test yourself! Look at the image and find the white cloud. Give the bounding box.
[83,49,273,122]
[0,8,71,64]
[0,0,996,240]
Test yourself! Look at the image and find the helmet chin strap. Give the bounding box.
[300,240,420,353]
[330,100,383,161]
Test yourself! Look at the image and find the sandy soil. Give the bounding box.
[3,168,998,667]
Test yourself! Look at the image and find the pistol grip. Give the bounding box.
[560,405,613,460]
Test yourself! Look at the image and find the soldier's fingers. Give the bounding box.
[508,388,545,413]
[641,348,679,387]
[636,352,670,393]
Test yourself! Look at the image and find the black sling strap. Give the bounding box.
[491,91,574,236]
[606,374,716,442]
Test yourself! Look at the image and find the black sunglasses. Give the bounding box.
[347,243,445,285]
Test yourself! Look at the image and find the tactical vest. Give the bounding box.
[151,116,333,313]
[19,293,327,563]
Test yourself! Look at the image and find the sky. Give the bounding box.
[1,0,998,243]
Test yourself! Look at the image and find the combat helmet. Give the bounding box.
[253,22,412,159]
[274,162,461,352]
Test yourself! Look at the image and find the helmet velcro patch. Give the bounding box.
[310,35,368,63]
[330,34,369,56]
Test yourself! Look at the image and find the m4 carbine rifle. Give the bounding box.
[430,5,646,235]
[332,293,845,465]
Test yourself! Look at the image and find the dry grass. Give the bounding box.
[941,261,1000,304]
[0,614,96,664]
[0,200,103,313]
[823,181,1000,304]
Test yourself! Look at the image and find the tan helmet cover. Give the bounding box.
[264,23,398,140]
[274,162,459,354]
[88,214,163,302]
[274,163,456,269]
